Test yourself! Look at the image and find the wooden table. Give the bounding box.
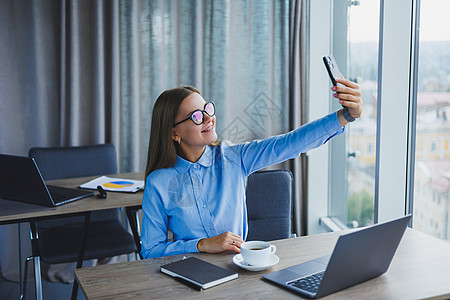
[0,172,144,226]
[74,228,450,300]
[0,172,144,300]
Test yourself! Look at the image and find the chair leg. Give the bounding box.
[126,206,142,258]
[134,210,142,260]
[18,224,23,299]
[33,256,43,300]
[71,211,91,300]
[29,222,43,300]
[20,256,34,300]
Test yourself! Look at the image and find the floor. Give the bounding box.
[0,278,86,300]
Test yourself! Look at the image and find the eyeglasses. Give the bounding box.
[173,102,215,126]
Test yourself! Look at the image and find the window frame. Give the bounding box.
[308,0,420,234]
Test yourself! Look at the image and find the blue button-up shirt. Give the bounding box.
[141,112,344,259]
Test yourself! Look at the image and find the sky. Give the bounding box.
[349,0,450,43]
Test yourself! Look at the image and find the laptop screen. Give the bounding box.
[0,154,56,206]
[0,154,95,206]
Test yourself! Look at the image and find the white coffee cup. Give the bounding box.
[240,241,277,266]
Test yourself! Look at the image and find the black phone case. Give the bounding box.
[323,56,342,86]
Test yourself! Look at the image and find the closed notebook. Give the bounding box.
[160,257,238,290]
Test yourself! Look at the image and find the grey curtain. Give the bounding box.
[0,0,122,158]
[120,0,291,170]
[0,0,300,172]
[0,0,307,281]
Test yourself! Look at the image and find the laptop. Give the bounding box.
[263,214,412,298]
[0,154,95,206]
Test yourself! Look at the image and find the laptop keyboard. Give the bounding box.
[289,271,324,294]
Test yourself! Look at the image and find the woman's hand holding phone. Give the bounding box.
[333,78,363,126]
[323,55,363,125]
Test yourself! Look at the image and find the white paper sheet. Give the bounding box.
[79,176,145,193]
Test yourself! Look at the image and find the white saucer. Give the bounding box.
[232,254,279,271]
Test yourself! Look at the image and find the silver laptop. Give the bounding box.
[263,215,411,298]
[0,154,95,206]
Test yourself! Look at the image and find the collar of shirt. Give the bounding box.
[173,145,213,173]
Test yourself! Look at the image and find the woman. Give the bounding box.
[141,79,362,259]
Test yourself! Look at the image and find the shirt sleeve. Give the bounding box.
[235,111,344,176]
[140,181,202,259]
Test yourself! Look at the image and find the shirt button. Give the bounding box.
[194,165,198,168]
[209,228,214,231]
[202,204,206,208]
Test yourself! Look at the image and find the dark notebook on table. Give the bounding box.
[161,257,238,290]
[0,154,95,207]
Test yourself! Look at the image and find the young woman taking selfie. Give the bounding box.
[141,78,362,259]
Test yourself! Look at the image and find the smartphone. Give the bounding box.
[323,55,343,86]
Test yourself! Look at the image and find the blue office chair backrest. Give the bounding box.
[245,169,293,241]
[29,144,119,226]
[29,144,118,180]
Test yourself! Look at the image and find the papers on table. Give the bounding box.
[80,176,145,193]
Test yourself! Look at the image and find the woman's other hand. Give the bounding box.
[197,231,244,254]
[333,78,363,126]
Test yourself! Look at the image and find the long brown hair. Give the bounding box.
[145,86,201,179]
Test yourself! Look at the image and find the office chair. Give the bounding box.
[245,169,294,241]
[23,144,138,299]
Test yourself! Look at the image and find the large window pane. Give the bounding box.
[413,0,450,241]
[330,0,379,228]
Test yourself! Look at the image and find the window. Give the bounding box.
[328,0,380,229]
[309,0,420,234]
[412,0,450,242]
